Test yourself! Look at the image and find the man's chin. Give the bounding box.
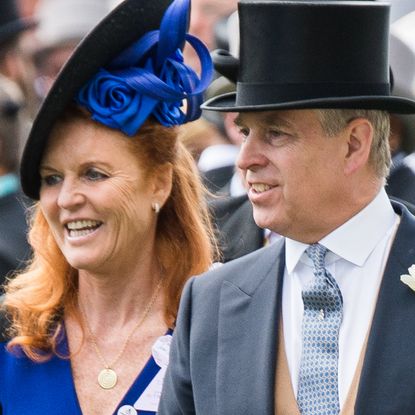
[252,212,274,231]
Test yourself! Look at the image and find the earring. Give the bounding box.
[152,202,160,213]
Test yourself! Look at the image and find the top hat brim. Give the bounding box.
[201,91,415,114]
[20,0,175,200]
[202,2,415,115]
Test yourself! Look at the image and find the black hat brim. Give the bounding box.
[201,91,415,114]
[20,0,175,200]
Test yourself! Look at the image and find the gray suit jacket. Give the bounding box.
[210,194,263,262]
[159,202,415,414]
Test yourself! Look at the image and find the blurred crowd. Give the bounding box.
[2,0,415,283]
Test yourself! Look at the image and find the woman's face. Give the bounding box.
[39,117,171,273]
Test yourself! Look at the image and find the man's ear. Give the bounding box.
[151,162,173,208]
[343,118,373,176]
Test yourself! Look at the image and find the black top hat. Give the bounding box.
[0,0,36,45]
[202,0,415,114]
[20,0,199,200]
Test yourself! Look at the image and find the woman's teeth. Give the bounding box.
[66,220,102,237]
[251,183,271,193]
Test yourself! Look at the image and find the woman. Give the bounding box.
[0,0,216,414]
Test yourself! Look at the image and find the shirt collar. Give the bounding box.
[285,188,396,272]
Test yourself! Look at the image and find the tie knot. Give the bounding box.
[305,243,328,270]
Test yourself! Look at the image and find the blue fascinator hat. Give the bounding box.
[20,0,213,200]
[76,0,212,136]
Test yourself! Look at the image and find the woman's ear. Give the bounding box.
[343,118,373,176]
[151,163,173,207]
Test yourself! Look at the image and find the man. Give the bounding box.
[158,1,415,414]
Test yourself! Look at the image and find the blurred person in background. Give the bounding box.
[195,11,245,196]
[386,8,415,204]
[184,0,237,74]
[0,0,38,154]
[202,110,246,196]
[196,115,241,194]
[179,117,229,163]
[0,0,216,413]
[0,75,31,290]
[17,0,39,19]
[32,0,110,101]
[166,0,241,196]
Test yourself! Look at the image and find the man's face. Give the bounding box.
[236,109,349,243]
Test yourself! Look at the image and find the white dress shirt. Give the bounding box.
[282,188,399,409]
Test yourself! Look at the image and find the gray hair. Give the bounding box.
[317,109,391,178]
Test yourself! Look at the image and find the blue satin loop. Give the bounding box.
[76,0,213,136]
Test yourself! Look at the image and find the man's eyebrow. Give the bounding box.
[261,114,292,128]
[234,113,293,129]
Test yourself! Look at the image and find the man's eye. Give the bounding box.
[85,168,108,181]
[41,174,62,186]
[269,130,285,137]
[239,127,249,136]
[266,129,289,143]
[237,127,250,142]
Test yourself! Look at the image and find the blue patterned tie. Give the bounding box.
[297,244,343,415]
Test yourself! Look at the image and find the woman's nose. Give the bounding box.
[57,179,85,210]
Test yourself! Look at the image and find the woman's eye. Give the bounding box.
[41,174,62,186]
[85,168,108,181]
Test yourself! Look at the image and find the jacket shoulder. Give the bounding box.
[192,240,284,296]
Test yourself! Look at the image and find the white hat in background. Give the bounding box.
[34,0,111,49]
[390,0,415,23]
[226,11,239,58]
[390,11,415,99]
[107,0,124,11]
[388,6,415,165]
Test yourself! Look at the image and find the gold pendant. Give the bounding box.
[98,368,118,389]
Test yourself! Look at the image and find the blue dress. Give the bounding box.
[0,328,172,415]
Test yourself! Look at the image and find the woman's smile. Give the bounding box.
[65,219,103,240]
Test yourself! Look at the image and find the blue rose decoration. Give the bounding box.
[76,0,213,136]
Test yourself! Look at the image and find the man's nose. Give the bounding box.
[236,135,268,172]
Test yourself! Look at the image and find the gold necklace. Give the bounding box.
[79,279,163,390]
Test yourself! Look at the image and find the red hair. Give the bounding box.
[4,108,217,360]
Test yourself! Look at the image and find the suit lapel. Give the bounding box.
[356,204,415,414]
[216,241,285,414]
